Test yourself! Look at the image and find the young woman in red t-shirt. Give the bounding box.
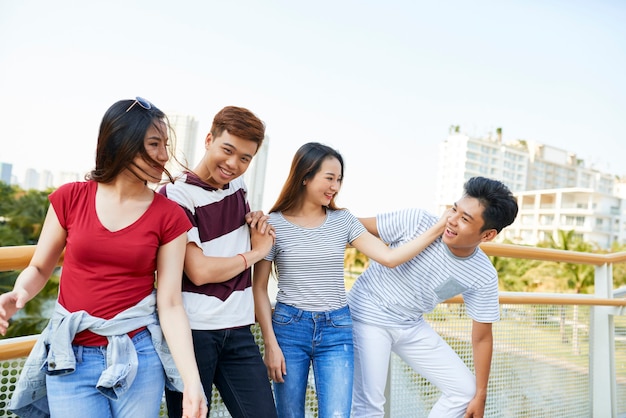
[0,97,206,418]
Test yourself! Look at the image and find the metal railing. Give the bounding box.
[1,243,625,417]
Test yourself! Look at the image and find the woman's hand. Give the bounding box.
[0,289,29,335]
[181,380,208,418]
[264,342,287,383]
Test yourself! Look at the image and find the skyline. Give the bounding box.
[1,0,625,215]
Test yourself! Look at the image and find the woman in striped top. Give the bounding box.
[252,142,449,418]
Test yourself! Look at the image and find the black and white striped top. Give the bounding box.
[347,208,500,328]
[159,172,254,330]
[266,209,366,311]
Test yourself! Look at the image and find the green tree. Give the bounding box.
[491,251,542,291]
[538,230,595,294]
[344,247,369,275]
[0,182,58,339]
[344,247,370,290]
[610,242,626,289]
[0,182,21,246]
[0,182,51,246]
[0,182,17,213]
[538,230,596,354]
[10,188,51,244]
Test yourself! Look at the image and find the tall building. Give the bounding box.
[436,128,625,248]
[167,113,199,175]
[244,136,269,211]
[502,188,625,248]
[437,130,527,209]
[54,171,81,187]
[38,170,54,190]
[524,140,614,194]
[23,168,40,191]
[0,162,12,184]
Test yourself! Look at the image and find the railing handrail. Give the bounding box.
[2,291,625,362]
[447,292,626,306]
[0,335,38,361]
[0,245,64,271]
[480,242,626,265]
[1,242,625,361]
[2,243,626,272]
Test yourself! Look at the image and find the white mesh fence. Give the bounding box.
[1,304,625,417]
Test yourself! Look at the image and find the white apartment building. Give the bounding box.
[503,188,625,248]
[525,140,615,194]
[437,132,528,208]
[436,129,625,248]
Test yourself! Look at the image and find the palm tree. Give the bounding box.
[541,230,595,293]
[491,250,541,292]
[539,229,595,354]
[610,242,626,289]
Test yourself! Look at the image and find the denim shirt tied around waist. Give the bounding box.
[9,291,184,418]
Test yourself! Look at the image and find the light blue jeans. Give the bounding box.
[46,329,165,418]
[272,302,353,418]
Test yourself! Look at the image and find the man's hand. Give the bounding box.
[464,395,486,418]
[250,222,274,257]
[245,210,270,233]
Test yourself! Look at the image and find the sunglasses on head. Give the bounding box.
[125,97,153,112]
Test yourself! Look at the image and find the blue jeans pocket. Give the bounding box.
[272,304,296,326]
[330,310,353,328]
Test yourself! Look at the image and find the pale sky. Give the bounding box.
[1,0,625,215]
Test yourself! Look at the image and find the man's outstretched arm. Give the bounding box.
[465,320,493,418]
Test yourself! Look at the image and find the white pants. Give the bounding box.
[352,319,475,418]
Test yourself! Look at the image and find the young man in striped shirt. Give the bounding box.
[159,106,278,418]
[348,176,518,418]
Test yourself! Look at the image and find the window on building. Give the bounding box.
[563,215,586,226]
[539,215,554,225]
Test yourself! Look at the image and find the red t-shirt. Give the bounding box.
[49,181,191,346]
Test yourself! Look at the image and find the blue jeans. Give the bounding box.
[46,329,165,418]
[165,325,277,418]
[272,302,354,418]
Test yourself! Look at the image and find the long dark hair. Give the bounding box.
[87,98,175,183]
[270,142,344,214]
